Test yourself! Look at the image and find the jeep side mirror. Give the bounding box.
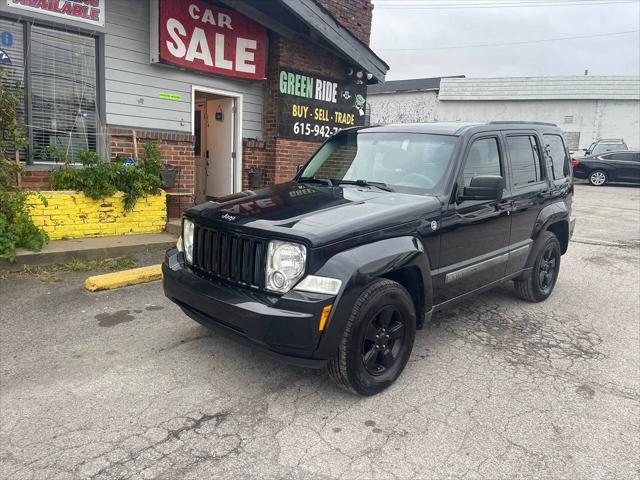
[460,175,504,202]
[584,149,590,155]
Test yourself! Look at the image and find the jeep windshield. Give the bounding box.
[298,131,458,194]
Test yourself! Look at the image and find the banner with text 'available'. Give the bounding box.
[6,0,105,27]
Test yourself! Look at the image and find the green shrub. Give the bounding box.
[116,159,162,211]
[48,141,164,211]
[140,140,163,177]
[0,67,49,260]
[0,190,49,261]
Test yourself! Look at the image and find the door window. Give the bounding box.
[544,134,570,179]
[592,143,626,155]
[607,152,635,161]
[507,135,544,187]
[462,137,501,187]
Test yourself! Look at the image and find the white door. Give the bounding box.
[205,98,235,198]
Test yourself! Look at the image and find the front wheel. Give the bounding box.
[326,279,416,396]
[514,231,561,302]
[589,169,607,186]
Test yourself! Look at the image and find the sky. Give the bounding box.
[369,0,640,80]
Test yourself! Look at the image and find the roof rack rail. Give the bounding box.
[488,121,558,127]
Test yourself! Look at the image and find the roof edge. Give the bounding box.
[278,0,389,82]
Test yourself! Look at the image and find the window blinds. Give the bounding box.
[30,25,97,163]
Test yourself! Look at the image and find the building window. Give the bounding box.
[507,135,544,187]
[0,17,98,164]
[0,18,26,160]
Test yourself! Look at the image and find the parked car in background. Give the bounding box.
[584,139,628,156]
[572,150,640,186]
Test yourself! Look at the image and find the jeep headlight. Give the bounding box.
[265,240,307,293]
[182,218,195,263]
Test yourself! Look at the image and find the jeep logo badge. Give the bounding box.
[221,213,236,221]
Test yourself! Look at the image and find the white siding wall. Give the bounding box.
[439,76,640,101]
[368,91,438,124]
[369,76,640,150]
[437,99,640,150]
[104,0,263,137]
[596,100,640,149]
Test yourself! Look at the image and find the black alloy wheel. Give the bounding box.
[326,279,416,396]
[362,305,406,375]
[514,231,562,302]
[537,244,558,296]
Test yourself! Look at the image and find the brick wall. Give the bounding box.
[27,191,166,240]
[110,128,194,218]
[242,138,268,188]
[22,170,51,190]
[316,0,373,45]
[241,0,375,191]
[243,32,353,189]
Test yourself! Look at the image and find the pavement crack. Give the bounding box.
[165,412,228,440]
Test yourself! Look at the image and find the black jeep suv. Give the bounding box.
[163,122,575,396]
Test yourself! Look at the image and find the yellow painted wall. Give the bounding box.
[27,191,167,240]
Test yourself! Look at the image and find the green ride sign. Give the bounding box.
[277,68,367,142]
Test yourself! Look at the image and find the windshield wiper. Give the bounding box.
[333,179,395,192]
[298,176,334,186]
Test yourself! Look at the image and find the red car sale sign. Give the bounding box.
[158,0,267,80]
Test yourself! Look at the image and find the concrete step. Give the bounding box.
[166,219,181,236]
[0,232,178,272]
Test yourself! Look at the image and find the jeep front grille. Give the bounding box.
[191,224,266,289]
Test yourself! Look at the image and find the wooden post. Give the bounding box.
[15,148,22,188]
[132,130,139,160]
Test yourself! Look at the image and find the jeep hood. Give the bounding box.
[186,182,442,247]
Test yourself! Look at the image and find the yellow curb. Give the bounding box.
[84,264,163,292]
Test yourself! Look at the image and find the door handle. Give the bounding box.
[538,190,552,199]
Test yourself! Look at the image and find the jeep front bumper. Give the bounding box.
[162,248,334,368]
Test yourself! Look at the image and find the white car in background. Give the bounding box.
[583,139,628,156]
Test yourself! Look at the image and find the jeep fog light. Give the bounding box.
[266,240,307,293]
[294,275,342,296]
[183,219,195,263]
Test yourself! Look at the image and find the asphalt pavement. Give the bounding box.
[1,184,638,480]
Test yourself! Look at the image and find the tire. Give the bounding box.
[514,231,562,302]
[588,169,607,186]
[326,279,416,396]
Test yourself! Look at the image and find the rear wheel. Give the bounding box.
[589,170,607,186]
[514,231,561,302]
[326,279,416,396]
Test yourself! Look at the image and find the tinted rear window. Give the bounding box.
[544,134,570,179]
[507,135,543,187]
[607,152,635,161]
[593,143,626,155]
